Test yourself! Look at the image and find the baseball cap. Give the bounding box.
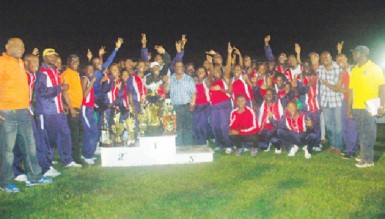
[350,45,370,56]
[150,61,160,68]
[43,48,59,56]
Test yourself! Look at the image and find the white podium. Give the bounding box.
[100,135,214,167]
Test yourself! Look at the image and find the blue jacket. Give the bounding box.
[35,63,63,115]
[94,49,118,100]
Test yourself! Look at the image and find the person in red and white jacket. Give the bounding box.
[272,101,317,159]
[257,89,283,154]
[80,64,98,164]
[229,94,258,156]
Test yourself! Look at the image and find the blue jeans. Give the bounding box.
[0,109,42,187]
[323,106,343,150]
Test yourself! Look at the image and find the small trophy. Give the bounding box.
[125,114,136,145]
[111,112,125,146]
[100,111,112,146]
[161,99,177,134]
[138,104,148,136]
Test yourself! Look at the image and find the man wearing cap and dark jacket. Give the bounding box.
[35,49,82,168]
[348,45,385,168]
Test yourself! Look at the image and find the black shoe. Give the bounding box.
[342,154,353,159]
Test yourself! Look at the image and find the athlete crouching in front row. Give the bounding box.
[229,94,258,156]
[271,101,317,159]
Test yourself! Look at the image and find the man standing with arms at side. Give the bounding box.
[61,54,83,164]
[166,61,196,146]
[0,38,52,193]
[348,46,385,168]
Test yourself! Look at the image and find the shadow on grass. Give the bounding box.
[349,187,385,218]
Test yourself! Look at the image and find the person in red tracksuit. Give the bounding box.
[229,94,258,156]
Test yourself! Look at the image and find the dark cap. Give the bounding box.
[350,45,369,56]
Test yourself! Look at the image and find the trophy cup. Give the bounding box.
[138,104,147,136]
[100,111,112,146]
[161,99,177,134]
[111,112,125,146]
[125,114,136,145]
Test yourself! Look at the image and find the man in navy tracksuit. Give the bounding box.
[35,49,81,168]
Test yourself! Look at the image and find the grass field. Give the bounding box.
[1,125,385,218]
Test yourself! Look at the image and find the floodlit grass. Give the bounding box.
[1,125,385,218]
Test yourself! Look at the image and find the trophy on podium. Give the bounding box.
[125,112,136,145]
[100,111,112,146]
[138,104,148,136]
[111,111,125,146]
[162,99,177,134]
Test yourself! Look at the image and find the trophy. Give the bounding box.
[148,103,161,127]
[161,99,177,134]
[138,104,148,136]
[111,111,125,146]
[125,113,136,145]
[100,111,112,146]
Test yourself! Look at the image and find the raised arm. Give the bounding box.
[295,43,302,64]
[140,33,149,62]
[264,35,275,61]
[224,42,233,80]
[102,37,124,70]
[337,41,344,55]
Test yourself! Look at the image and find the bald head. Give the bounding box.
[5,38,25,59]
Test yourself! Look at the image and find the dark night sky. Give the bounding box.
[1,0,385,65]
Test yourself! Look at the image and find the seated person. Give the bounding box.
[258,89,283,154]
[272,101,317,159]
[229,94,258,156]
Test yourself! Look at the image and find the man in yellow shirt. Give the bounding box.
[0,38,52,193]
[348,45,385,168]
[61,54,83,164]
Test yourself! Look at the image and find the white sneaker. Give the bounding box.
[225,147,233,154]
[304,148,312,159]
[264,143,271,152]
[81,155,97,161]
[52,161,58,165]
[49,166,59,173]
[43,168,61,178]
[65,161,82,168]
[274,148,282,154]
[243,148,249,152]
[288,145,299,157]
[83,158,95,165]
[214,147,220,151]
[94,146,101,155]
[14,174,27,182]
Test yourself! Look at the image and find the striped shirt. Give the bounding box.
[170,73,196,105]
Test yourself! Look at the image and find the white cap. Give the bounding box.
[150,61,160,68]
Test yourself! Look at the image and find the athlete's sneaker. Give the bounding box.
[313,146,322,152]
[264,143,271,152]
[65,161,82,168]
[94,146,101,155]
[25,177,53,187]
[342,154,353,159]
[43,168,61,178]
[83,158,95,165]
[14,174,28,182]
[355,161,374,168]
[51,161,58,165]
[235,148,243,156]
[288,145,299,157]
[250,147,258,156]
[225,147,233,154]
[243,148,249,152]
[1,184,20,193]
[304,148,312,159]
[355,157,362,162]
[81,155,97,161]
[275,148,282,154]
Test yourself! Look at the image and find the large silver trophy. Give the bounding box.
[111,111,125,146]
[100,111,112,146]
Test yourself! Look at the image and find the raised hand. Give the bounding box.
[337,41,344,54]
[154,45,166,54]
[141,33,147,48]
[264,35,271,45]
[181,34,187,48]
[227,42,233,54]
[175,40,182,53]
[205,50,217,56]
[206,54,213,63]
[295,43,301,54]
[115,37,124,49]
[99,46,106,56]
[234,47,241,56]
[87,49,93,61]
[32,48,39,56]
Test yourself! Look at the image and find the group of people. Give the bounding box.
[0,34,384,193]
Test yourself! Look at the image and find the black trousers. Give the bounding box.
[67,109,81,163]
[229,134,258,148]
